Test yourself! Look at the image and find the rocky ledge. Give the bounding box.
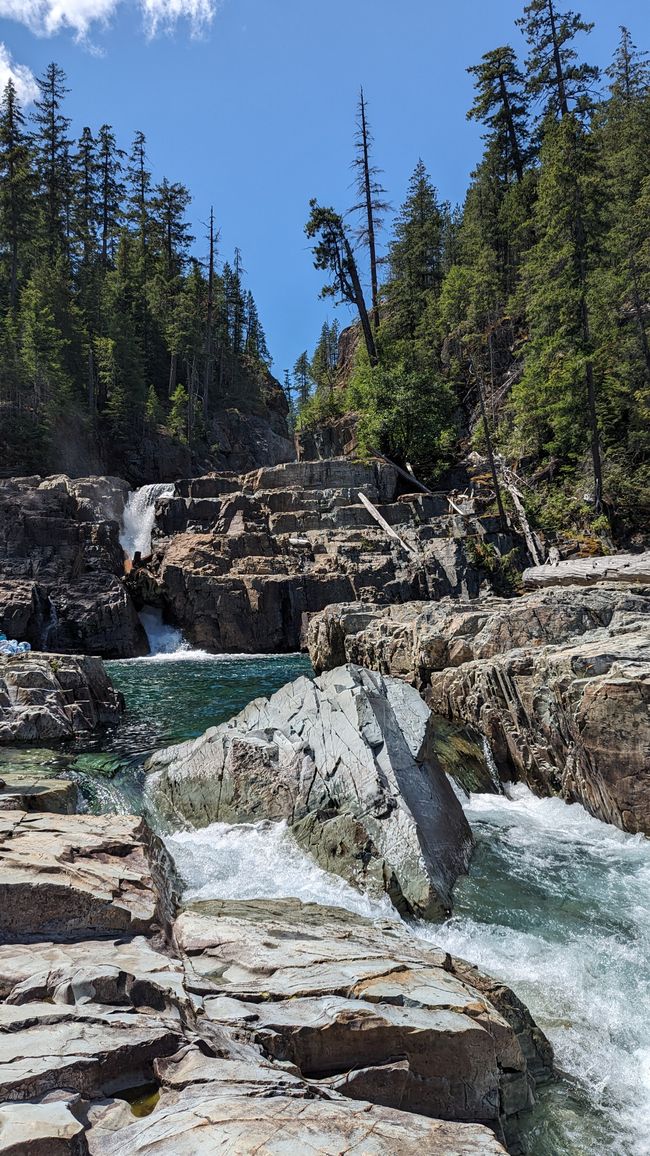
[0,652,124,744]
[308,584,650,834]
[129,458,525,653]
[0,786,552,1154]
[146,663,473,920]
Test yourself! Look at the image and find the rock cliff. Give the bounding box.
[130,457,524,653]
[307,585,650,834]
[0,475,147,659]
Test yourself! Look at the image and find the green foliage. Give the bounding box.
[168,384,189,441]
[0,64,274,470]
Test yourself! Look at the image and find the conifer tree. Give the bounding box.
[351,89,388,330]
[517,0,599,119]
[467,46,530,182]
[311,319,339,395]
[97,125,125,268]
[0,81,35,311]
[293,351,313,408]
[31,64,72,257]
[305,200,378,365]
[385,161,446,341]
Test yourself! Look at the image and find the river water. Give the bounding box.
[4,650,648,1155]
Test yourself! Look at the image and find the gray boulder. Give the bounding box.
[146,664,473,919]
[0,653,124,744]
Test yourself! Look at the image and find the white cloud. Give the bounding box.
[0,41,38,104]
[0,0,217,40]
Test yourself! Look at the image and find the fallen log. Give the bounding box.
[523,551,650,589]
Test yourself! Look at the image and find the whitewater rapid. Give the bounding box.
[166,783,650,1156]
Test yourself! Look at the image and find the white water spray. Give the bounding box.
[119,482,175,559]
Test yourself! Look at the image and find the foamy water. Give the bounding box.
[165,782,650,1155]
[119,482,175,559]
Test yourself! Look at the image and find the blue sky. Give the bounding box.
[0,0,648,378]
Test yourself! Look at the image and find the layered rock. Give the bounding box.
[0,475,147,659]
[0,653,124,743]
[146,664,473,919]
[307,586,650,834]
[129,458,524,653]
[0,775,554,1154]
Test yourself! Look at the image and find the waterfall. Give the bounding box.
[119,483,175,560]
[138,607,191,657]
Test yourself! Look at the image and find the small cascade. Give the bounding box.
[44,599,59,651]
[482,736,504,794]
[139,607,190,657]
[119,483,175,560]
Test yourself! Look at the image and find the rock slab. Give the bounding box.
[0,653,124,744]
[146,663,473,919]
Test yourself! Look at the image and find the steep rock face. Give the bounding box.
[307,587,650,834]
[0,652,124,743]
[0,475,147,658]
[131,458,524,654]
[147,664,473,920]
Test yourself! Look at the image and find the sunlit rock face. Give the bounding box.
[146,663,473,920]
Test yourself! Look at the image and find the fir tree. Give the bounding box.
[517,0,599,119]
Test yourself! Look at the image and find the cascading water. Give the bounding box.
[119,482,175,560]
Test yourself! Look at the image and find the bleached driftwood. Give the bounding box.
[358,492,416,555]
[523,551,650,589]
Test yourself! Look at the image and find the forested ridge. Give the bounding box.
[299,1,650,541]
[0,64,274,477]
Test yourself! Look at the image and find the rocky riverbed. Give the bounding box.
[0,755,551,1153]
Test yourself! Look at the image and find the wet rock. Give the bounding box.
[0,653,124,744]
[0,812,173,943]
[307,586,650,834]
[147,664,473,919]
[175,897,551,1145]
[0,776,77,814]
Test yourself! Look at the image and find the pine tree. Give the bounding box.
[97,125,125,268]
[384,161,446,342]
[351,89,389,330]
[31,63,72,258]
[467,46,530,182]
[293,351,313,408]
[0,81,35,311]
[305,200,378,365]
[513,114,605,504]
[517,0,599,119]
[311,319,340,395]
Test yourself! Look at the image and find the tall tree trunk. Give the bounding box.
[359,89,380,330]
[343,234,378,365]
[498,74,524,181]
[168,352,177,398]
[472,354,507,530]
[548,0,569,117]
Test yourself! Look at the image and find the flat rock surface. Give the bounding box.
[0,775,77,813]
[147,664,472,919]
[0,811,169,942]
[175,897,551,1134]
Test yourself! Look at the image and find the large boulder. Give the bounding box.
[307,586,650,834]
[0,653,124,744]
[146,664,473,919]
